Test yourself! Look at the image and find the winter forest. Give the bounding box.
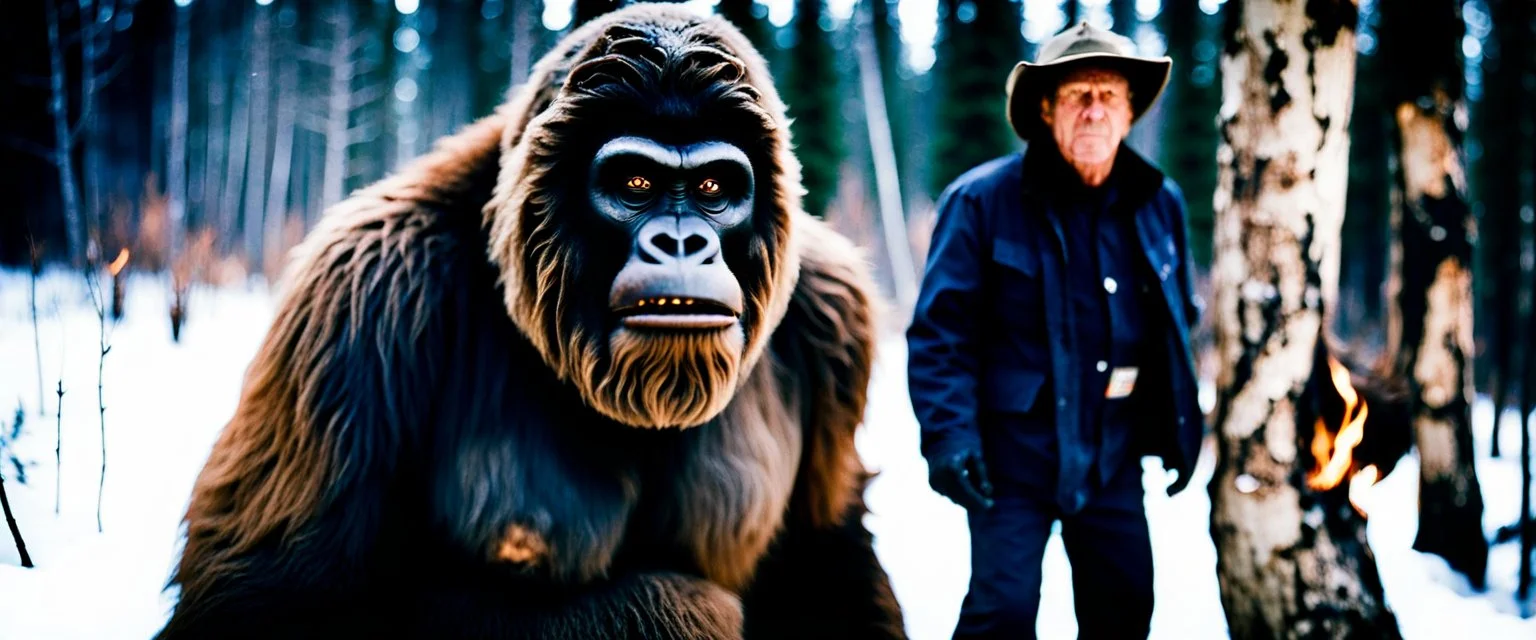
[2,0,1536,638]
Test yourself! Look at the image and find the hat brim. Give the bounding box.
[1005,52,1172,141]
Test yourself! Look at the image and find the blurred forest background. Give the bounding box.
[2,0,1533,369]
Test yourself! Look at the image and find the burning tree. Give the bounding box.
[1207,0,1412,636]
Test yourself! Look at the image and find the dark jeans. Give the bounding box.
[952,457,1153,639]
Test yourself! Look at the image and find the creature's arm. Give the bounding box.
[743,216,906,639]
[154,192,473,638]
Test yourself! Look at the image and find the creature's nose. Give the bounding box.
[638,216,721,266]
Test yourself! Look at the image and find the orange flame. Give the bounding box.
[107,248,130,276]
[1306,354,1370,492]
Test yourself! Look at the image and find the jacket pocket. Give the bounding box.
[980,368,1047,415]
[989,238,1046,337]
[991,237,1039,279]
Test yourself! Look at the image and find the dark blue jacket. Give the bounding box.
[906,142,1204,514]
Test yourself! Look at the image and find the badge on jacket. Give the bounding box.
[1106,367,1139,399]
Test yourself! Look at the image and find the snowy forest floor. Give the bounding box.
[1,269,1534,639]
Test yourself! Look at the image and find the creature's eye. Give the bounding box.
[625,176,652,192]
[697,178,722,197]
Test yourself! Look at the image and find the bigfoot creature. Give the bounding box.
[156,4,905,640]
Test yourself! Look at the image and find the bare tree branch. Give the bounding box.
[5,135,57,162]
[298,111,328,135]
[11,74,49,89]
[297,45,329,66]
[346,122,381,145]
[350,84,387,109]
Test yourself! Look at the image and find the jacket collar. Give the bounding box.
[1018,138,1165,210]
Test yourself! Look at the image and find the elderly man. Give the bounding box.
[906,22,1204,638]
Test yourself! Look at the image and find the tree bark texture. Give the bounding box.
[1208,1,1402,638]
[1378,0,1488,590]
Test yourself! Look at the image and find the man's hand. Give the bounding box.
[929,449,995,511]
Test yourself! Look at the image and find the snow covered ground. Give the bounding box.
[1,268,1533,639]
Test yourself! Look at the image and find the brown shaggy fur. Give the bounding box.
[160,4,902,639]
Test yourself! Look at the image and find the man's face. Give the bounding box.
[1040,67,1133,170]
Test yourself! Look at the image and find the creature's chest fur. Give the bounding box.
[433,356,803,591]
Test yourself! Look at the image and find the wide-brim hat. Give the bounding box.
[1005,21,1172,141]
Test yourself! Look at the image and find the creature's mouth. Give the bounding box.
[613,296,739,330]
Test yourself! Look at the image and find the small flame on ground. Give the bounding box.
[1306,354,1369,492]
[107,248,130,276]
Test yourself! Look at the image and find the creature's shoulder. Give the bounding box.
[768,213,881,527]
[273,115,506,311]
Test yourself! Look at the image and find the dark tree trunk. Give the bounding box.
[1209,1,1401,637]
[1339,0,1389,345]
[1,472,31,568]
[44,0,85,266]
[1377,0,1489,590]
[1521,261,1534,602]
[1479,0,1533,457]
[784,0,845,218]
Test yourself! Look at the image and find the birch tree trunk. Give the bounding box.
[854,0,917,311]
[220,16,252,256]
[244,5,273,268]
[1378,0,1488,590]
[322,3,354,210]
[204,5,230,242]
[45,0,85,266]
[509,0,535,90]
[168,0,192,264]
[1208,1,1401,637]
[264,36,299,276]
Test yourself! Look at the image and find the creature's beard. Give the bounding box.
[578,326,746,429]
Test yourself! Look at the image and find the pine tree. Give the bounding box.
[718,0,772,54]
[783,0,844,218]
[929,0,1023,195]
[1479,0,1534,460]
[1339,0,1389,341]
[1158,0,1220,267]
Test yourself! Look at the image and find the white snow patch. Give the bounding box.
[0,271,1532,638]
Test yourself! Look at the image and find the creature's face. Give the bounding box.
[489,10,801,430]
[591,136,755,334]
